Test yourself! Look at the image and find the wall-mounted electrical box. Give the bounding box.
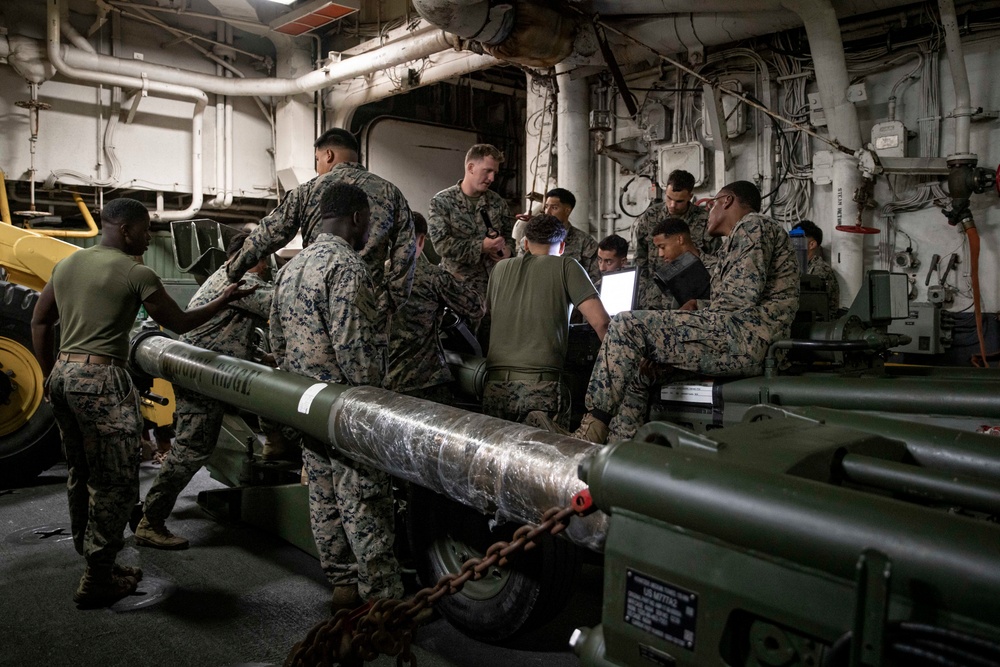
[657,143,707,187]
[871,120,907,158]
[702,80,746,140]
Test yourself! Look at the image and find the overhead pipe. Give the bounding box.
[410,0,514,45]
[209,21,227,210]
[327,51,500,129]
[46,0,205,222]
[49,6,461,98]
[938,0,974,158]
[22,193,99,239]
[412,0,574,67]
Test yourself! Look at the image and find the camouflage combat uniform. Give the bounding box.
[49,362,143,567]
[428,182,515,301]
[142,268,273,524]
[270,233,402,601]
[226,161,415,315]
[808,254,840,319]
[592,212,800,441]
[633,202,718,310]
[46,244,162,572]
[386,254,485,398]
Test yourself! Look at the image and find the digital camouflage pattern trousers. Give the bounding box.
[301,443,404,601]
[143,387,225,524]
[482,378,572,429]
[48,361,142,568]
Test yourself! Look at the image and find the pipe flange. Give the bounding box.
[946,154,978,167]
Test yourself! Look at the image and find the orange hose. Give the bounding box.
[966,226,992,367]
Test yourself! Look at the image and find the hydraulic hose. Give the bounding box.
[966,226,993,367]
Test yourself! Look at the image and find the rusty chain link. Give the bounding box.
[283,503,583,667]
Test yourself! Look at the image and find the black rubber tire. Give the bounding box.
[407,484,581,643]
[0,281,61,488]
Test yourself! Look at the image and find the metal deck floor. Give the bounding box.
[0,461,597,667]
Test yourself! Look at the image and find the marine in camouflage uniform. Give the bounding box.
[593,211,800,442]
[142,266,273,527]
[808,254,841,319]
[33,198,253,603]
[227,162,415,316]
[566,226,601,286]
[633,202,717,310]
[386,253,485,399]
[271,229,403,601]
[428,182,515,302]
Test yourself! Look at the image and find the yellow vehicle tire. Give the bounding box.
[0,281,61,487]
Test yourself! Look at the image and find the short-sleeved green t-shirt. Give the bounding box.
[486,254,597,372]
[51,245,163,360]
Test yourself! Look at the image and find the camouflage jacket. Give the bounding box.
[386,255,486,392]
[808,254,841,319]
[227,162,415,312]
[633,202,718,309]
[428,182,515,299]
[182,266,273,359]
[270,233,384,387]
[706,212,800,339]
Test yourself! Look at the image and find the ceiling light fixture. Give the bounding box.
[269,0,360,35]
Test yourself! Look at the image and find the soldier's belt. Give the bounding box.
[58,352,126,367]
[485,369,562,383]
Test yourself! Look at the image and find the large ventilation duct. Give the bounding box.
[412,0,576,67]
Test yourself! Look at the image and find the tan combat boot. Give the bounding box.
[331,585,362,613]
[572,413,609,444]
[134,516,189,550]
[113,562,143,581]
[73,565,138,608]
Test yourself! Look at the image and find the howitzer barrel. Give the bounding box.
[581,440,1000,622]
[131,334,607,551]
[751,405,1000,484]
[722,374,1000,418]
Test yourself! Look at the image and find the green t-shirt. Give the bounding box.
[51,245,163,360]
[486,254,598,372]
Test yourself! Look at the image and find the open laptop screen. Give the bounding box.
[599,267,638,316]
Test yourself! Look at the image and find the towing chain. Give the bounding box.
[283,495,593,667]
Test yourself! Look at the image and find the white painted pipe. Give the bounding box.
[556,63,592,234]
[782,0,865,308]
[209,22,227,209]
[411,0,511,45]
[938,0,974,157]
[5,35,56,83]
[327,51,499,129]
[46,0,205,221]
[601,85,618,239]
[51,5,459,98]
[224,88,234,208]
[59,13,95,54]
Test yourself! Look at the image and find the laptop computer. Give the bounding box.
[599,267,639,316]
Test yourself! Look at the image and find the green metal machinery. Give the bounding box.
[129,329,1000,664]
[572,409,1000,666]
